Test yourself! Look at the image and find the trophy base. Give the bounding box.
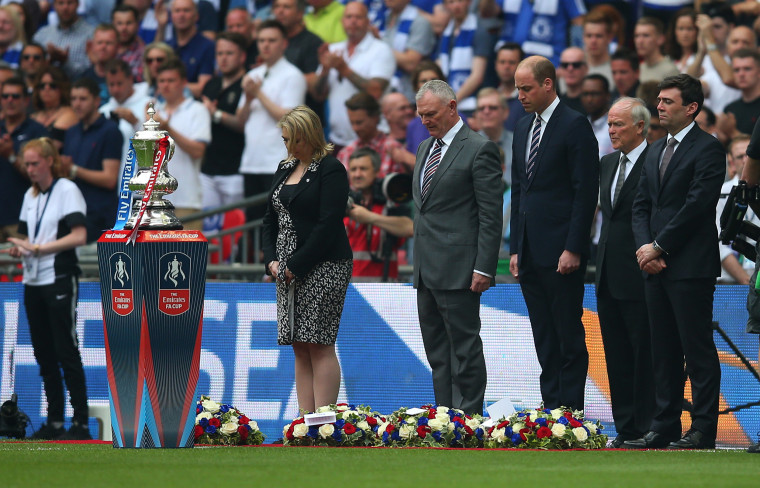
[124,205,184,230]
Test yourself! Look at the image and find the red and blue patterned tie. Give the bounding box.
[421,138,444,199]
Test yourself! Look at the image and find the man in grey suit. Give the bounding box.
[412,80,503,414]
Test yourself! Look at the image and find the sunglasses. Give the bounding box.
[146,57,166,64]
[1,93,22,99]
[22,54,43,61]
[560,61,585,69]
[38,82,58,90]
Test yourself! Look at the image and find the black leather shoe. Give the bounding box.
[609,437,628,448]
[668,429,715,450]
[622,431,675,449]
[748,442,760,453]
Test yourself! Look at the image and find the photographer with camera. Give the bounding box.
[738,117,760,453]
[344,148,413,281]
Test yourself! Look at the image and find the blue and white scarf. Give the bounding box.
[390,5,418,93]
[437,13,478,111]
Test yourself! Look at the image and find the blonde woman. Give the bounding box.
[0,5,25,67]
[2,138,90,440]
[262,106,353,413]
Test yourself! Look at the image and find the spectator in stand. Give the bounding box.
[19,42,48,92]
[557,47,588,116]
[405,60,445,156]
[113,4,145,83]
[484,0,584,67]
[79,24,119,104]
[381,92,414,145]
[494,43,526,132]
[474,87,512,186]
[0,5,24,68]
[344,147,413,281]
[582,8,614,88]
[716,135,757,284]
[722,49,760,139]
[123,0,160,44]
[61,77,122,242]
[634,17,679,84]
[696,105,719,140]
[666,8,698,74]
[99,59,152,173]
[0,77,48,243]
[304,0,346,44]
[233,19,306,227]
[581,74,614,158]
[152,59,211,230]
[165,0,214,98]
[646,105,667,144]
[337,91,405,177]
[226,7,258,71]
[641,0,692,30]
[153,0,219,44]
[33,0,95,80]
[435,0,491,116]
[611,48,641,101]
[273,0,325,122]
[137,41,179,99]
[382,0,435,103]
[199,32,248,210]
[7,1,39,44]
[309,2,395,150]
[30,66,78,147]
[700,25,756,117]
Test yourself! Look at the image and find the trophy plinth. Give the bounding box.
[124,104,182,230]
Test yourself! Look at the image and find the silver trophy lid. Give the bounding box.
[133,103,165,140]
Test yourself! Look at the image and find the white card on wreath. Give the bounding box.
[486,397,516,420]
[304,412,337,426]
[404,408,426,415]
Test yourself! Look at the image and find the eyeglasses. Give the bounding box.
[560,61,585,69]
[1,93,22,100]
[22,54,43,61]
[38,82,58,90]
[146,57,166,64]
[477,105,501,112]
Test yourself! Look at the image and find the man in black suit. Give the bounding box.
[509,56,599,411]
[595,97,654,448]
[412,80,503,415]
[626,74,725,450]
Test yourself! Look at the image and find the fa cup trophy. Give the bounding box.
[124,103,182,230]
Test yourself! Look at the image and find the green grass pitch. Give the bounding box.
[1,442,759,488]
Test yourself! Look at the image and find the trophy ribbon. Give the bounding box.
[113,141,137,230]
[127,135,170,244]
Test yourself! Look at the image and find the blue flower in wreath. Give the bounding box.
[475,428,484,440]
[511,433,522,445]
[557,417,569,425]
[517,412,526,417]
[206,425,217,434]
[544,408,552,414]
[418,417,428,426]
[453,430,461,441]
[332,429,343,442]
[391,430,401,441]
[536,417,547,426]
[432,431,442,442]
[220,405,230,413]
[382,432,389,444]
[505,426,514,436]
[307,426,318,438]
[335,419,345,429]
[199,417,209,427]
[583,426,590,435]
[196,405,202,414]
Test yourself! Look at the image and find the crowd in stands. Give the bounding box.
[1,0,759,280]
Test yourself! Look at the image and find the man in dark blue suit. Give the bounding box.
[627,74,724,450]
[595,97,654,448]
[509,56,599,411]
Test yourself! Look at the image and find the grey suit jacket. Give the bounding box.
[412,123,503,290]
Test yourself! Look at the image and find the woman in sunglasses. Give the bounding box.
[30,66,77,148]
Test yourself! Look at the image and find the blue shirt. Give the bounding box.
[63,115,123,233]
[169,32,215,83]
[0,118,49,226]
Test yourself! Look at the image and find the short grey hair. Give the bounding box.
[415,79,456,104]
[349,147,381,173]
[612,96,650,138]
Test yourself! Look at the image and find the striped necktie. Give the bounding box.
[421,138,444,199]
[526,114,541,179]
[613,154,628,207]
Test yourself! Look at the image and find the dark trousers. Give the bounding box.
[645,276,720,439]
[417,276,486,415]
[596,279,654,439]
[25,275,88,424]
[519,250,589,410]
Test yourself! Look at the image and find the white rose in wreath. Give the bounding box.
[399,424,416,439]
[428,418,443,431]
[584,422,597,434]
[551,423,566,437]
[202,399,220,413]
[572,427,588,441]
[491,427,506,441]
[293,423,308,437]
[318,424,335,438]
[195,412,212,424]
[220,422,238,435]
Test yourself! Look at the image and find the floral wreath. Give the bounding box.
[194,395,266,446]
